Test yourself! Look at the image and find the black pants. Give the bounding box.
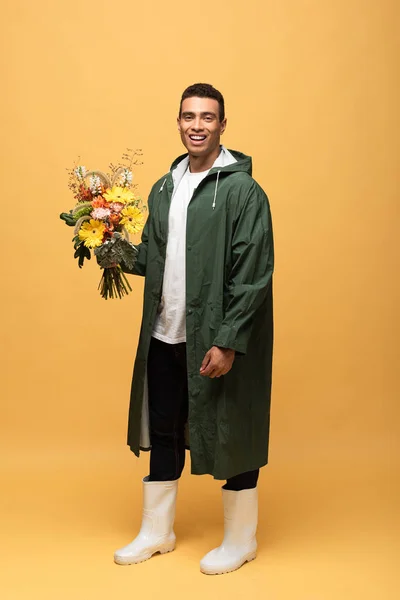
[147,336,259,491]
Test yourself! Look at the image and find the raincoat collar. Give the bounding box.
[158,147,253,209]
[170,145,238,193]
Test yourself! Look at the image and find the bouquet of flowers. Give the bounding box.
[60,149,146,299]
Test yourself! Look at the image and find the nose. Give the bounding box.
[191,117,203,131]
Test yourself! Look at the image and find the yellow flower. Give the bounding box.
[120,206,144,234]
[78,219,106,248]
[103,186,135,205]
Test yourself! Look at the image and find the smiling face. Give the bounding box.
[177,96,227,160]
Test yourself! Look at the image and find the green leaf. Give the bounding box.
[60,212,75,227]
[73,242,88,269]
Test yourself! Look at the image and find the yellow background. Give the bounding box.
[1,0,398,598]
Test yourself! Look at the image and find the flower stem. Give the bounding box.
[98,266,132,300]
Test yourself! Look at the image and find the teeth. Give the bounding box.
[190,135,206,140]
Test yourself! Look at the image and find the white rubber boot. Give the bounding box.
[114,477,178,565]
[200,487,258,575]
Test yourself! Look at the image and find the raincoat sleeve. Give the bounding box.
[120,191,152,277]
[212,181,274,355]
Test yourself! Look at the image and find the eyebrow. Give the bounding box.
[181,111,217,117]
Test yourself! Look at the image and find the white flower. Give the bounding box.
[91,207,111,220]
[116,169,133,188]
[90,174,102,195]
[74,166,87,179]
[124,170,133,185]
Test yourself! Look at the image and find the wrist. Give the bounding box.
[216,346,235,355]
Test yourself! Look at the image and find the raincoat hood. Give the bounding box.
[159,146,253,209]
[169,146,252,177]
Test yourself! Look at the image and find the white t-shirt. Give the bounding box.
[152,166,210,344]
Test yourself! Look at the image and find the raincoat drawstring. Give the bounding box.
[212,170,221,210]
[161,171,220,207]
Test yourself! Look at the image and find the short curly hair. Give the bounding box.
[179,83,225,122]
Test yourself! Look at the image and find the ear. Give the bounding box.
[177,116,181,133]
[220,118,227,135]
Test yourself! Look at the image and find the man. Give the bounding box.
[114,83,274,575]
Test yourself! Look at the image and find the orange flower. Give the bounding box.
[109,213,121,226]
[91,197,110,208]
[103,226,113,239]
[78,184,93,202]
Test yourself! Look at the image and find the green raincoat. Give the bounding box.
[122,148,274,480]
